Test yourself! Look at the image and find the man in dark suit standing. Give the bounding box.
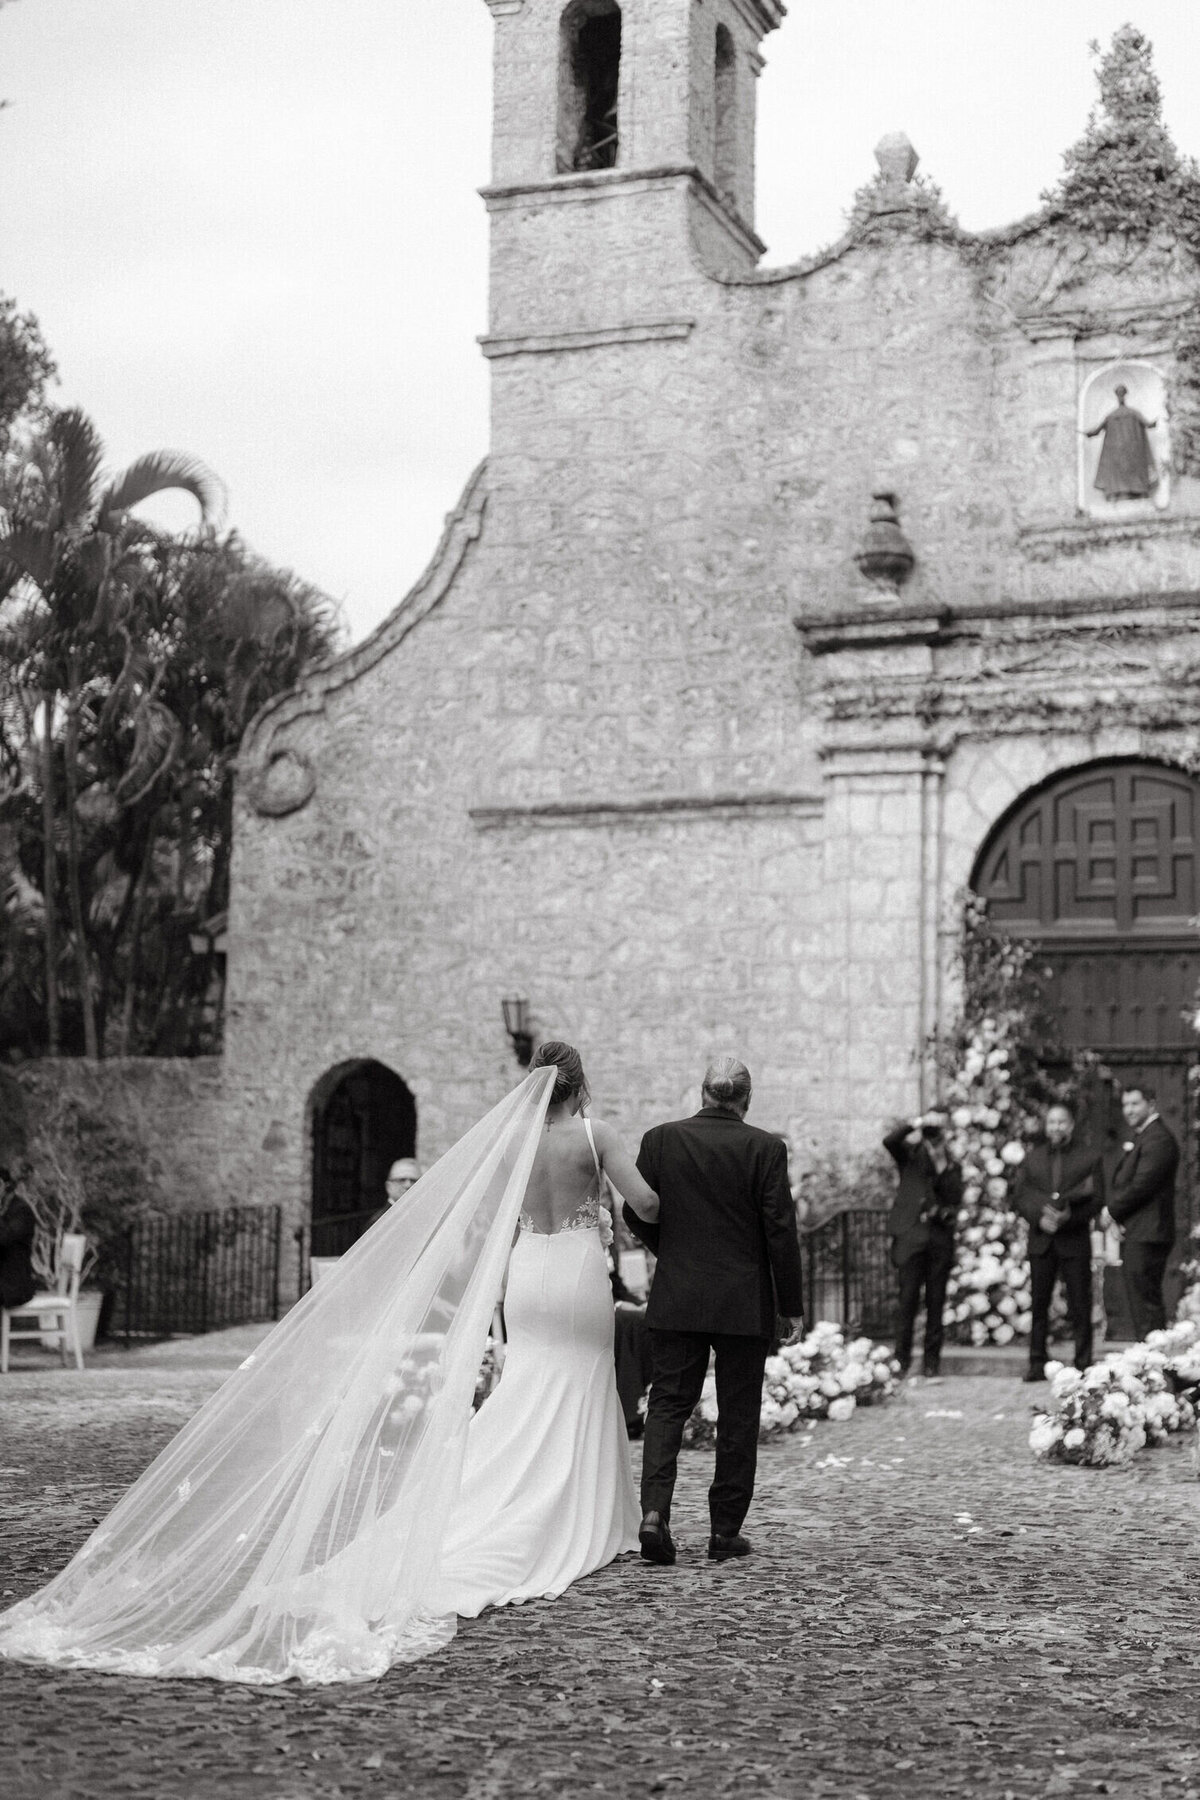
[622,1057,803,1568]
[1011,1100,1104,1381]
[884,1112,963,1377]
[1109,1083,1179,1339]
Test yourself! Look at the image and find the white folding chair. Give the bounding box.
[1,1232,88,1372]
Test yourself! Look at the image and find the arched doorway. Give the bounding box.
[309,1060,417,1257]
[972,757,1199,1317]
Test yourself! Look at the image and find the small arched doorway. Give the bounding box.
[309,1060,417,1257]
[972,757,1199,1317]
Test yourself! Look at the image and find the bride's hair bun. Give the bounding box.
[531,1039,590,1107]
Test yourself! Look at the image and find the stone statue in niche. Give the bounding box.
[1085,384,1158,499]
[1077,360,1169,516]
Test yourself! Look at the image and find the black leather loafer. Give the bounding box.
[708,1532,751,1562]
[639,1511,676,1565]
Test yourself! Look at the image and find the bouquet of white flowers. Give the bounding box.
[1028,1360,1149,1466]
[1029,1321,1200,1468]
[682,1322,900,1448]
[1176,1225,1200,1327]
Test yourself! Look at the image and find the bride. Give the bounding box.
[0,1042,658,1684]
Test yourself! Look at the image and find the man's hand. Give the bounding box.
[780,1316,805,1345]
[1038,1206,1064,1235]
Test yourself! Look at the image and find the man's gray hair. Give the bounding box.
[702,1056,752,1108]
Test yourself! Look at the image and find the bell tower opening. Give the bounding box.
[557,1,622,174]
[713,23,738,204]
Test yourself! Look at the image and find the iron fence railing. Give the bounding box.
[114,1206,283,1343]
[800,1208,895,1340]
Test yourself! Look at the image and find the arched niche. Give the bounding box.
[308,1059,417,1256]
[1078,359,1170,517]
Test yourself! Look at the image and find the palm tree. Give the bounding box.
[0,407,223,1056]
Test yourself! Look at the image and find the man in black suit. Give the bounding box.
[1011,1100,1103,1380]
[1109,1083,1179,1339]
[884,1112,963,1377]
[622,1056,803,1567]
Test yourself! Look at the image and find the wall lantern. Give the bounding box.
[501,995,534,1067]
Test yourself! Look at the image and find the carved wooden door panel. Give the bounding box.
[977,761,1200,939]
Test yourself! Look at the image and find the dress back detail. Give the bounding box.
[519,1117,604,1236]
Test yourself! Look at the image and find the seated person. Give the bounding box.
[0,1166,37,1312]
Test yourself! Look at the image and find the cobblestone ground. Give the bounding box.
[2,1342,1199,1800]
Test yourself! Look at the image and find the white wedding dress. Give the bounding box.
[0,1070,638,1684]
[437,1124,640,1614]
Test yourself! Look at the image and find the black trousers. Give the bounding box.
[895,1234,954,1370]
[1029,1244,1092,1370]
[641,1329,769,1537]
[1121,1241,1171,1340]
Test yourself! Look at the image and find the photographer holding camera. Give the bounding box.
[883,1111,964,1378]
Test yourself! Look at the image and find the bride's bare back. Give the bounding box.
[521,1113,658,1234]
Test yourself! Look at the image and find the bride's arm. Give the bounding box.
[592,1119,659,1221]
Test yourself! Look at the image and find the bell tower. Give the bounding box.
[480,0,785,339]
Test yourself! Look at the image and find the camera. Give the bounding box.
[920,1121,944,1141]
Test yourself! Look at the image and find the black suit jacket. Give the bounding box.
[0,1196,37,1310]
[1109,1116,1178,1246]
[1011,1140,1104,1258]
[884,1124,963,1266]
[624,1107,803,1337]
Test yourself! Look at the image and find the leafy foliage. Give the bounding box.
[0,292,54,454]
[1043,27,1200,254]
[12,1068,165,1288]
[0,408,341,1058]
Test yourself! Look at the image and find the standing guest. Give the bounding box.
[1012,1101,1104,1381]
[1108,1084,1178,1339]
[367,1157,422,1229]
[884,1112,963,1378]
[0,1167,37,1313]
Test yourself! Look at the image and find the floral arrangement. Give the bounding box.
[682,1323,900,1449]
[942,1015,1035,1347]
[1176,1224,1200,1327]
[474,1336,500,1409]
[1029,1321,1200,1468]
[937,894,1084,1348]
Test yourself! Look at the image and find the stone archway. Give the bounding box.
[972,756,1200,1316]
[309,1060,417,1257]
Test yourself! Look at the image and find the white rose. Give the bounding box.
[1029,1418,1059,1455]
[952,1107,974,1129]
[1063,1427,1087,1449]
[827,1395,856,1423]
[986,1176,1008,1201]
[1000,1141,1025,1166]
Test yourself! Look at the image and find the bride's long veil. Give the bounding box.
[0,1067,556,1683]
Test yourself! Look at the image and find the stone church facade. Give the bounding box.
[223,1,1200,1269]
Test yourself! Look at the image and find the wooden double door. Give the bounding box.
[975,759,1200,1331]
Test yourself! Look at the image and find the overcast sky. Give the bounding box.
[3,2,1198,644]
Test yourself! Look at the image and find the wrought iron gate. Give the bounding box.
[113,1206,283,1342]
